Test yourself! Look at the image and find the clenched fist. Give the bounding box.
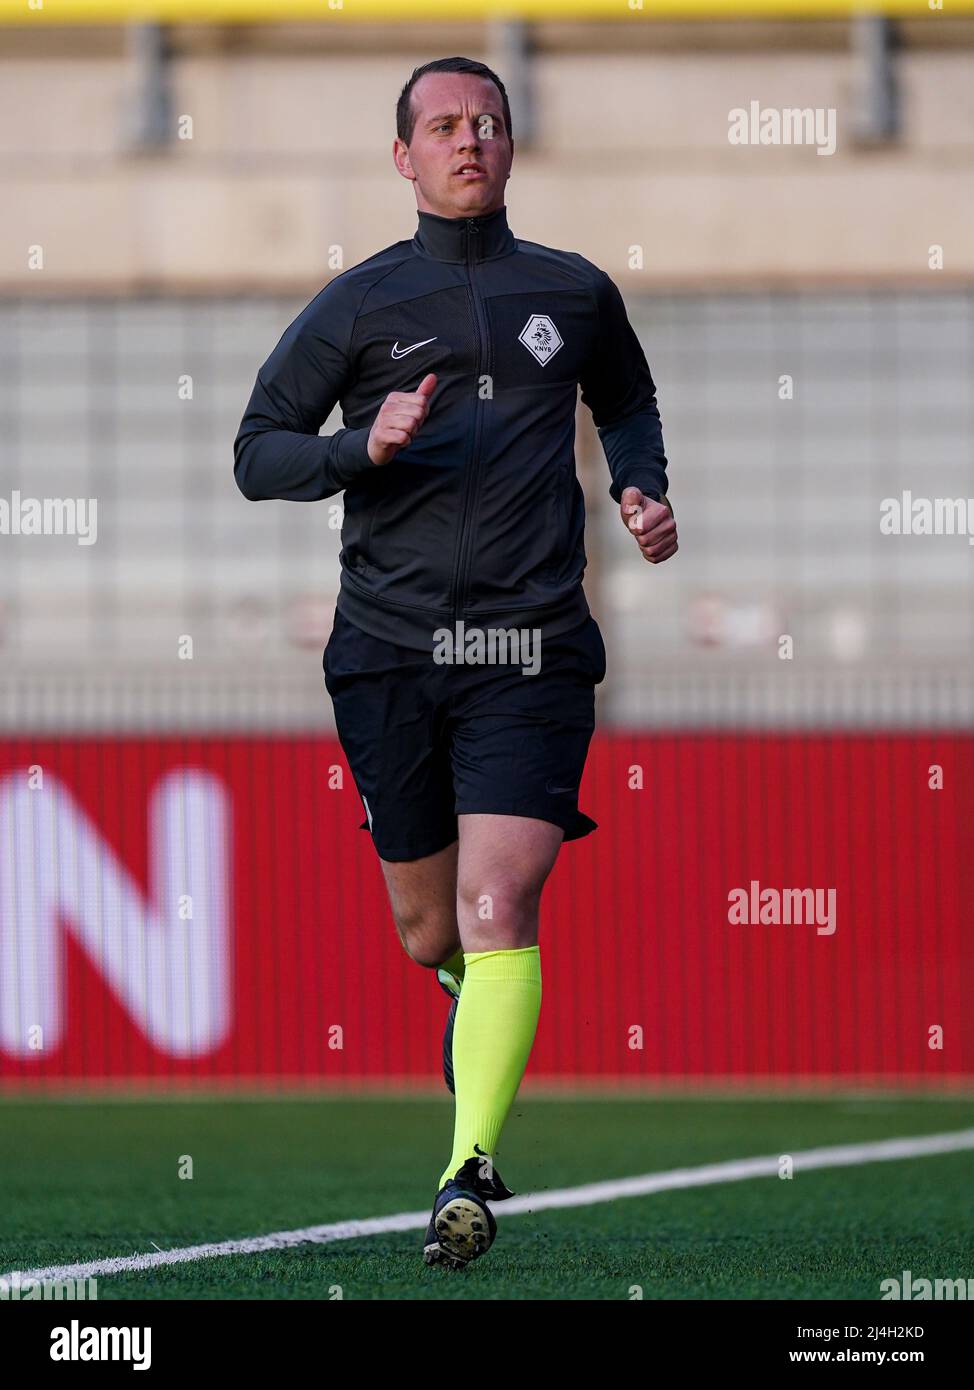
[620,486,678,563]
[367,373,437,467]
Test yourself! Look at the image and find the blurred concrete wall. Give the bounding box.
[2,19,972,730]
[3,19,974,290]
[2,288,971,729]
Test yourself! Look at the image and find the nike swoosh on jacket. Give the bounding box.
[391,338,438,358]
[233,205,669,652]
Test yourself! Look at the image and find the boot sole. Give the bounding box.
[424,1195,494,1267]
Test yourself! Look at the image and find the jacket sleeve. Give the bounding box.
[579,269,669,505]
[233,284,375,502]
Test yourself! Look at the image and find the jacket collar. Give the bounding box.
[412,205,516,264]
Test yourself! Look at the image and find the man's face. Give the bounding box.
[394,72,513,219]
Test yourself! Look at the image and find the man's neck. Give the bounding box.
[412,204,516,264]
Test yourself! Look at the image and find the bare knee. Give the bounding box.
[455,815,561,950]
[380,841,459,969]
[456,875,541,951]
[394,904,459,969]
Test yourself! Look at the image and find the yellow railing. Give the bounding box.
[0,0,968,26]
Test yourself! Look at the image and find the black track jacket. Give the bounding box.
[233,205,669,651]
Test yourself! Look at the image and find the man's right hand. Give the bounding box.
[366,373,437,467]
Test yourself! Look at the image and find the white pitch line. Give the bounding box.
[5,1127,973,1287]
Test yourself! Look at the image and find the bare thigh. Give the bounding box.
[379,838,460,969]
[456,813,564,952]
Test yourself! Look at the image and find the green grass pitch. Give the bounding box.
[2,1094,973,1300]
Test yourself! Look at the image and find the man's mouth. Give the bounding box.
[454,163,486,179]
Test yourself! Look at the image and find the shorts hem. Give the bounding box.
[359,818,459,863]
[454,803,599,842]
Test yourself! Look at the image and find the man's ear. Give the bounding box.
[393,138,416,182]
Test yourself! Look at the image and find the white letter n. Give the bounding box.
[0,770,231,1057]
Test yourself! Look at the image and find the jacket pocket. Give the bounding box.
[543,463,574,582]
[340,486,376,576]
[358,500,381,575]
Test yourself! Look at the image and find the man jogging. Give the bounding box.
[233,55,676,1271]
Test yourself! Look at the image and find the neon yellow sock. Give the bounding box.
[438,946,541,1189]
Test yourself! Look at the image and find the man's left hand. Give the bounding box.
[619,486,678,564]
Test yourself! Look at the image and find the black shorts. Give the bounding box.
[323,608,607,862]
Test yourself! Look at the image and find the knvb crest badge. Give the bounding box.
[518,314,563,367]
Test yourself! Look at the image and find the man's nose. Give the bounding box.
[457,120,483,148]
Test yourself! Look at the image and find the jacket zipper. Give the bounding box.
[450,220,490,621]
